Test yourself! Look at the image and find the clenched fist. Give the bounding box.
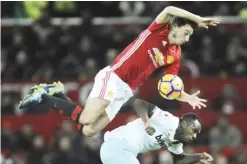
[144,121,156,136]
[199,152,213,164]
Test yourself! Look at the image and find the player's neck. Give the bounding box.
[174,130,180,141]
[174,125,183,142]
[168,32,175,45]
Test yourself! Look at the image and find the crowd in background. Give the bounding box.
[1,1,247,82]
[1,1,247,164]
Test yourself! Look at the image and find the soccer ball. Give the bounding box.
[157,74,184,100]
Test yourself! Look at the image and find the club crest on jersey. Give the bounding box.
[167,56,174,64]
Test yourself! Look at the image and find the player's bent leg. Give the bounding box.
[100,139,140,164]
[82,111,110,137]
[79,97,110,125]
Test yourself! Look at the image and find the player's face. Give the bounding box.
[169,24,193,46]
[180,120,201,143]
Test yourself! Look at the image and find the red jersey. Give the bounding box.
[110,21,181,90]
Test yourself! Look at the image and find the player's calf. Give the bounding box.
[39,94,84,128]
[42,95,111,136]
[19,85,111,136]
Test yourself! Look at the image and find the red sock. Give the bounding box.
[42,95,84,130]
[70,106,83,130]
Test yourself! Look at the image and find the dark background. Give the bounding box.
[1,1,247,164]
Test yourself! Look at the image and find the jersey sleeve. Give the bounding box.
[168,143,183,155]
[164,60,180,75]
[148,21,168,33]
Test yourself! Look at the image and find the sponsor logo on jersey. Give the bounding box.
[153,48,165,66]
[148,48,165,67]
[148,50,158,68]
[167,56,174,64]
[155,134,169,148]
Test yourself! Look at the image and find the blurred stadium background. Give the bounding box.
[1,1,247,164]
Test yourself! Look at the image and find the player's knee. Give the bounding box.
[79,112,95,125]
[79,98,110,125]
[82,125,97,137]
[79,108,103,125]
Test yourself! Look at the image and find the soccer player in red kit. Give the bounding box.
[19,6,220,137]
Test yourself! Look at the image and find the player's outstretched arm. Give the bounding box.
[156,6,201,24]
[172,152,213,164]
[156,6,220,29]
[133,99,155,123]
[176,90,207,110]
[133,99,156,135]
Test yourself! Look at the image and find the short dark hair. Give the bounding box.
[169,17,198,30]
[181,113,201,123]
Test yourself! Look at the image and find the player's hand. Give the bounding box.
[198,159,213,164]
[188,90,207,110]
[197,17,220,29]
[144,121,156,136]
[199,152,214,164]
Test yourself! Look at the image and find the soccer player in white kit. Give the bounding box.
[100,99,213,164]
